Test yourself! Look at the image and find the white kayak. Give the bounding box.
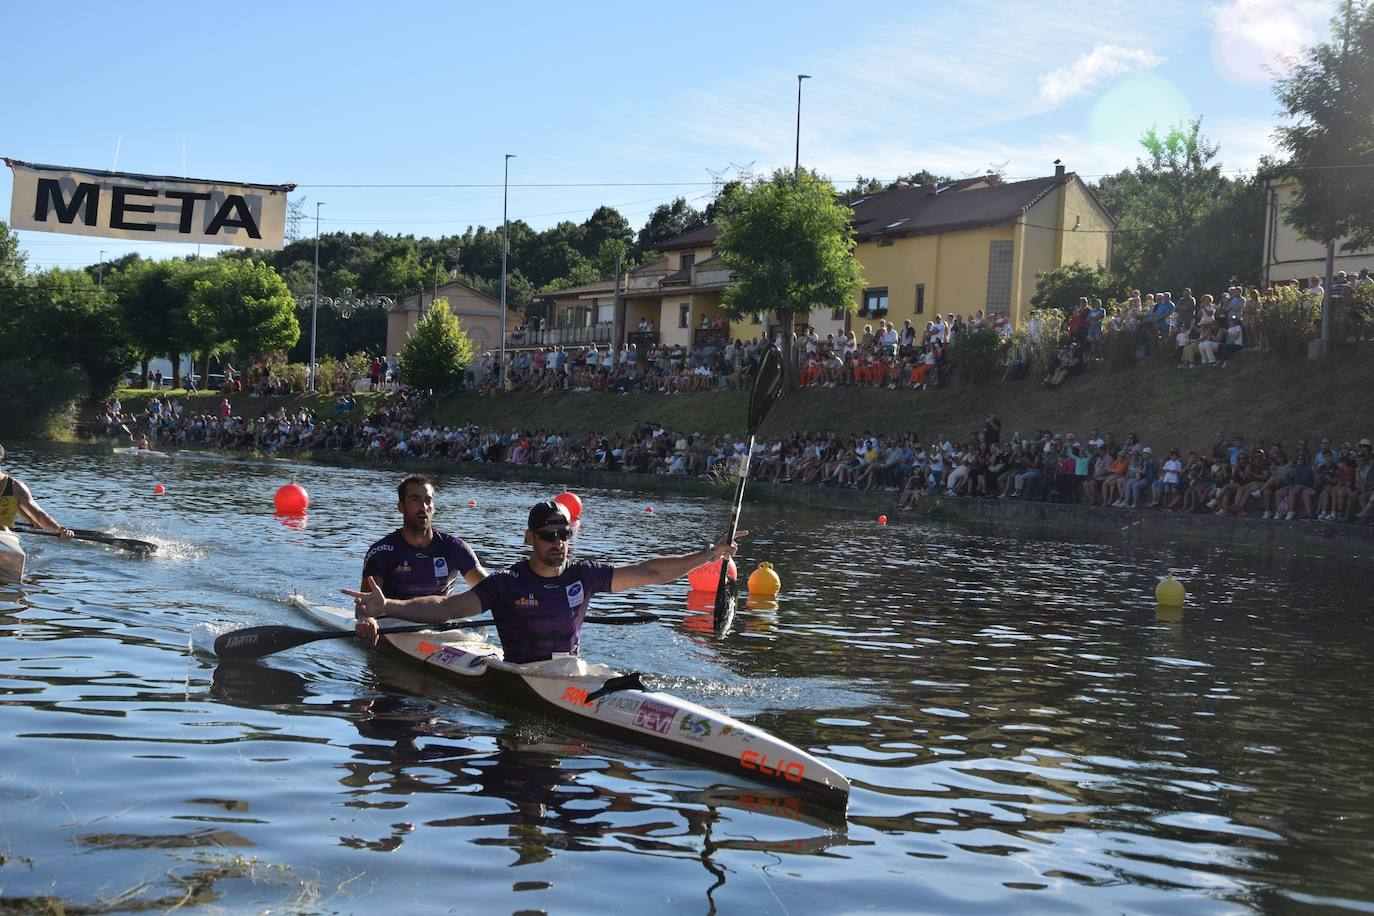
[113,447,170,458]
[290,596,851,808]
[0,530,24,582]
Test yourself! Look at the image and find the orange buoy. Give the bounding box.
[747,561,782,596]
[687,556,737,592]
[274,483,309,514]
[153,484,166,495]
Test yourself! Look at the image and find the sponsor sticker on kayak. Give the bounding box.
[678,713,712,741]
[634,699,677,734]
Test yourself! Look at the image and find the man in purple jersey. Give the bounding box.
[360,475,487,599]
[345,499,745,664]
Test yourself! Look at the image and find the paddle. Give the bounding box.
[213,612,660,661]
[713,344,784,637]
[15,523,157,555]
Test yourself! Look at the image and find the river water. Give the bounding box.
[2,441,1372,914]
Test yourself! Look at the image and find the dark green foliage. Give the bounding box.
[397,299,474,391]
[1274,1,1374,251]
[715,171,864,387]
[946,325,1010,385]
[1095,120,1262,293]
[1030,263,1127,316]
[0,356,88,436]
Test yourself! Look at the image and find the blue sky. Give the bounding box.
[2,0,1335,270]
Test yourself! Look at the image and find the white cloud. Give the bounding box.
[1207,0,1331,85]
[1039,45,1165,107]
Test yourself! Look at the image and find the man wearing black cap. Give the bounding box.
[345,500,743,664]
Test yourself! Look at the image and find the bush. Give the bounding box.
[1257,285,1316,360]
[399,299,474,391]
[0,356,89,436]
[946,325,1010,385]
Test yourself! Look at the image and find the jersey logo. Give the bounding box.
[564,580,584,611]
[433,557,449,578]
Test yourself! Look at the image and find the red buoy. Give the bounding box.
[153,484,166,495]
[553,491,583,524]
[687,556,737,592]
[877,514,888,525]
[274,483,309,514]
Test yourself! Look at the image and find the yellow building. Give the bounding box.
[1263,177,1374,287]
[618,168,1113,347]
[387,280,522,361]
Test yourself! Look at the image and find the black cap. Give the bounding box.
[527,500,571,530]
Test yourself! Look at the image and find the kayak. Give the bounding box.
[0,530,24,582]
[113,447,170,457]
[289,596,851,808]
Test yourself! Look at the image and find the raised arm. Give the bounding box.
[610,531,746,593]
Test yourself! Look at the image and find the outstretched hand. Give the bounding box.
[342,576,387,645]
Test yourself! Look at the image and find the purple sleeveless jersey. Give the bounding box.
[362,529,478,599]
[473,559,615,664]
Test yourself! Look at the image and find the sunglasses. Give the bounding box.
[534,528,574,543]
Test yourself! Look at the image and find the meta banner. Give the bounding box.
[4,158,295,250]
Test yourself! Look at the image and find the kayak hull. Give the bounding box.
[0,531,24,582]
[290,597,850,808]
[112,447,170,457]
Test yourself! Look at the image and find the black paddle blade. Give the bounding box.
[749,345,785,432]
[712,578,738,637]
[214,624,343,660]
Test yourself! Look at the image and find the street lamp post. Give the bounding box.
[309,202,325,392]
[500,153,515,391]
[97,250,106,287]
[795,74,811,180]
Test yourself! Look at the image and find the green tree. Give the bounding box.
[1095,121,1241,290]
[0,268,138,397]
[891,169,954,188]
[397,298,474,390]
[187,260,299,361]
[107,259,200,388]
[850,175,885,194]
[634,198,705,257]
[578,206,632,261]
[1030,262,1127,316]
[0,220,29,282]
[714,170,864,388]
[1274,1,1374,252]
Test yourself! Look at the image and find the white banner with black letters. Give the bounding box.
[4,158,294,250]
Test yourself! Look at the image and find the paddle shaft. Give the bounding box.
[15,523,156,554]
[214,613,659,661]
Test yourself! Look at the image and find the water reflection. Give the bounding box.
[3,442,1374,913]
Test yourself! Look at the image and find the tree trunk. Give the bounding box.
[170,353,181,390]
[139,359,149,389]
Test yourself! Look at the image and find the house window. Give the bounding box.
[986,240,1013,314]
[861,287,889,317]
[831,307,846,321]
[680,252,696,271]
[679,303,691,328]
[915,283,925,315]
[752,312,763,324]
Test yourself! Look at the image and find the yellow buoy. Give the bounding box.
[747,561,781,596]
[1155,574,1186,607]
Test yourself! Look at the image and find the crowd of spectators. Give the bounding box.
[94,392,1374,525]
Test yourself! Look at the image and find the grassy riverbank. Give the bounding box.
[106,346,1374,448]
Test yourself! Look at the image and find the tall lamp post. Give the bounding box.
[97,250,106,287]
[795,74,811,179]
[309,201,325,391]
[500,153,515,391]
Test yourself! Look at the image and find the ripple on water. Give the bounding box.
[0,443,1372,913]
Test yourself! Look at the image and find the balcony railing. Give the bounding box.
[692,328,728,349]
[627,330,659,350]
[506,323,614,348]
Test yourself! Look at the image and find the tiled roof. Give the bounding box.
[652,173,1111,248]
